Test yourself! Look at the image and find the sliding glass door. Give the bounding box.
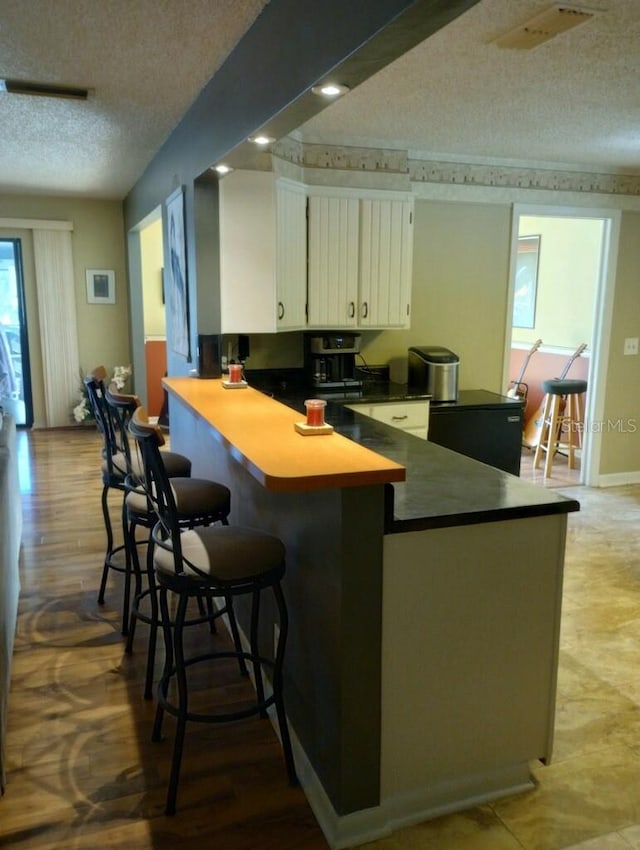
[0,239,32,426]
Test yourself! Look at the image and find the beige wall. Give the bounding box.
[600,210,640,476]
[5,190,640,479]
[514,215,601,350]
[0,195,129,426]
[140,218,165,338]
[360,200,512,393]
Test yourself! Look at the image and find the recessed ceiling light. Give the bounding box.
[213,164,232,175]
[248,134,275,146]
[311,83,350,98]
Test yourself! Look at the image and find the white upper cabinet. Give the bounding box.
[275,180,307,330]
[307,187,414,330]
[359,197,413,328]
[220,172,414,333]
[219,170,307,333]
[307,192,359,328]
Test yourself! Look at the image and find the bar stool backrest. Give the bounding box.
[104,384,143,480]
[83,366,127,482]
[128,406,187,574]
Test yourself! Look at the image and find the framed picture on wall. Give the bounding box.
[85,269,116,304]
[165,186,191,361]
[512,235,541,329]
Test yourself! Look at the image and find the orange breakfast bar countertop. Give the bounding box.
[162,377,406,492]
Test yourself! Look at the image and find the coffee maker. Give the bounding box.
[304,333,362,391]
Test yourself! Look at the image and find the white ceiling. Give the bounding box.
[0,0,269,199]
[0,0,638,201]
[300,0,640,174]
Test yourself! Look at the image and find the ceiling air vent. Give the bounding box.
[493,4,596,50]
[0,79,89,100]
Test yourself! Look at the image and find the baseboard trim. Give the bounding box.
[596,471,640,487]
[296,754,535,849]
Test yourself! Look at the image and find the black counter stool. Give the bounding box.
[128,406,297,815]
[533,378,587,478]
[105,386,241,700]
[84,367,192,635]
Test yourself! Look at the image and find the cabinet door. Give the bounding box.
[220,170,276,333]
[307,194,359,328]
[359,198,413,328]
[276,180,307,330]
[346,401,430,439]
[367,401,429,436]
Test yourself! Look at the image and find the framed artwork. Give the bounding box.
[165,187,191,360]
[85,269,115,304]
[512,235,541,329]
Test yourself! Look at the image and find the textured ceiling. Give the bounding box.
[300,0,640,174]
[0,0,269,199]
[0,0,638,202]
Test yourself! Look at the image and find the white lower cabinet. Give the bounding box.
[347,400,430,440]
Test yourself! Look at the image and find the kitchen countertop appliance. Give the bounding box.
[408,346,459,402]
[305,333,363,391]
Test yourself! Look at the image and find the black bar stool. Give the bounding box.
[105,384,242,700]
[83,367,192,635]
[128,406,297,815]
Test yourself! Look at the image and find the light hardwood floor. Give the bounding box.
[5,428,640,850]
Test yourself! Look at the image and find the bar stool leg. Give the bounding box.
[544,394,562,479]
[98,484,113,605]
[533,393,552,469]
[272,581,298,787]
[152,585,173,743]
[250,590,267,719]
[165,592,190,816]
[566,393,584,469]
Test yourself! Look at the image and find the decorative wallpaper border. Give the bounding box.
[273,137,640,197]
[410,160,640,196]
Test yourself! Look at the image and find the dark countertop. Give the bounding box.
[245,368,580,533]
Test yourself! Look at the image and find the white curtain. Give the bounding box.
[33,229,80,427]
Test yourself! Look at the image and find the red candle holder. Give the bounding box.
[304,399,326,427]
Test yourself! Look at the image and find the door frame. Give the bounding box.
[0,237,33,427]
[504,203,621,486]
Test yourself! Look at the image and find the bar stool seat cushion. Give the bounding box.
[133,450,191,479]
[542,378,588,395]
[102,451,128,482]
[104,450,191,482]
[154,525,285,584]
[125,477,230,520]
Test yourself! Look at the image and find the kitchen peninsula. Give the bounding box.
[163,376,579,850]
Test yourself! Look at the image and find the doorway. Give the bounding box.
[506,205,619,487]
[0,238,33,427]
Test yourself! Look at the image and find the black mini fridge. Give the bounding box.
[428,389,523,475]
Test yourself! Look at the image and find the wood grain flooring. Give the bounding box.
[1,427,328,850]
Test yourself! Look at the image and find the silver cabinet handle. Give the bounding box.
[278,301,285,320]
[362,301,368,319]
[348,301,355,319]
[391,414,408,421]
